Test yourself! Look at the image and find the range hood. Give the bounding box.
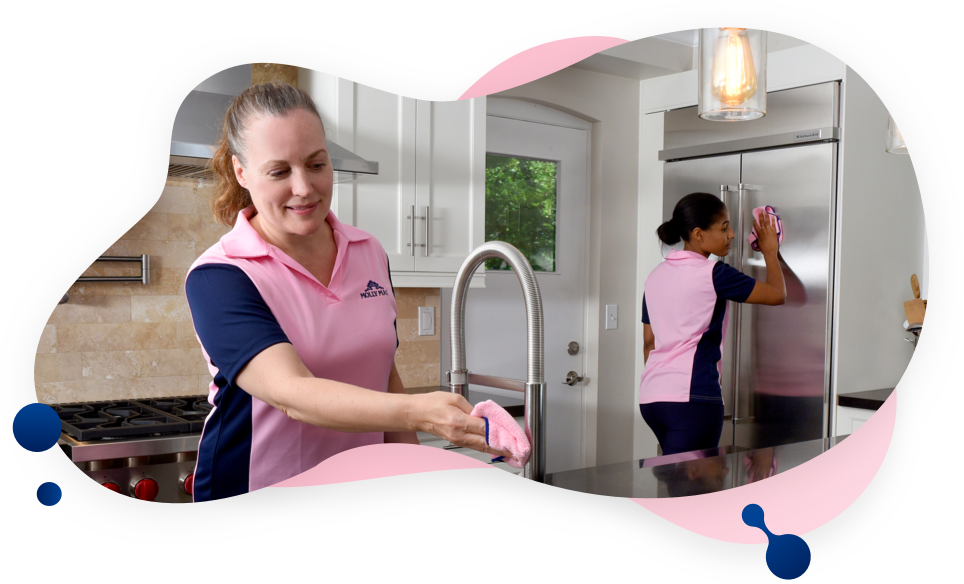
[169,90,378,181]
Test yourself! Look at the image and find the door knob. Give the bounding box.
[563,371,584,386]
[567,341,579,355]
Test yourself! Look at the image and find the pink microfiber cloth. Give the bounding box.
[747,205,784,252]
[470,400,531,468]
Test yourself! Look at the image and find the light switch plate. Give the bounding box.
[418,306,435,336]
[605,304,618,330]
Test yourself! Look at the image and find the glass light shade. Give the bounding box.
[886,114,909,154]
[699,28,768,121]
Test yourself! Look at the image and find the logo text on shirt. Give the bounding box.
[360,280,389,299]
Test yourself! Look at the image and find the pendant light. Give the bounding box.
[699,28,768,121]
[885,114,909,154]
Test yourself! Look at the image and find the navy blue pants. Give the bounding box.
[640,402,725,456]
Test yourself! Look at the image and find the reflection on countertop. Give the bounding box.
[546,435,849,498]
[406,386,876,491]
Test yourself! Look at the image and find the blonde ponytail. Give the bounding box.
[209,125,251,226]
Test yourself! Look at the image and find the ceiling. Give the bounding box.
[196,32,809,94]
[569,29,809,81]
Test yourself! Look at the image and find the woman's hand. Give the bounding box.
[236,344,511,457]
[746,450,775,483]
[408,391,512,458]
[745,209,787,306]
[753,210,780,256]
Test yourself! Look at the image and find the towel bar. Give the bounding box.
[76,255,150,285]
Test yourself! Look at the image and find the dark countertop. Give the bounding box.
[416,385,893,417]
[545,435,848,498]
[837,388,893,411]
[408,384,872,496]
[408,385,525,417]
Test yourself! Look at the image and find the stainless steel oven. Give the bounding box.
[55,396,210,503]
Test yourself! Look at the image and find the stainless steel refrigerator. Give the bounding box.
[658,82,839,450]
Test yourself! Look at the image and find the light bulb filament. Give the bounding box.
[711,28,758,107]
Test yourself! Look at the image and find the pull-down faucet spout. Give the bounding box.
[447,241,546,482]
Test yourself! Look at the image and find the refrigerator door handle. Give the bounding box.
[721,184,743,421]
[730,184,763,426]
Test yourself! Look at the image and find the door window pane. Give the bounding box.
[484,154,557,272]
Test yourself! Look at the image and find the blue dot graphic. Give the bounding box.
[13,403,62,452]
[37,482,62,506]
[742,503,811,580]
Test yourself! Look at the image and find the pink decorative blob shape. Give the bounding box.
[271,443,492,488]
[459,36,627,100]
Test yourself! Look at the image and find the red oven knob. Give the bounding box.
[101,482,121,493]
[131,478,159,501]
[180,473,194,496]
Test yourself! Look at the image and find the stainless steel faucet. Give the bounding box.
[447,241,547,482]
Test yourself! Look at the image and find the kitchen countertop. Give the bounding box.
[417,384,892,417]
[545,435,848,498]
[837,388,893,411]
[411,387,859,494]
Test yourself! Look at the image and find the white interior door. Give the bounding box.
[455,105,590,474]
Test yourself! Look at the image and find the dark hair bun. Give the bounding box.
[656,219,681,245]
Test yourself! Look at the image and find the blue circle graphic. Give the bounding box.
[742,503,765,526]
[766,533,811,580]
[37,482,62,506]
[12,403,62,452]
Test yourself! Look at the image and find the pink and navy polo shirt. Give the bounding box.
[639,250,756,405]
[184,207,398,501]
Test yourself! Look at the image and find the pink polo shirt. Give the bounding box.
[639,250,756,405]
[185,207,398,501]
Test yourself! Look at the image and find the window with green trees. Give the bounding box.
[484,154,557,272]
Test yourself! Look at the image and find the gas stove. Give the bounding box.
[55,396,211,503]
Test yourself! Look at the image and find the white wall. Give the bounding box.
[633,109,663,459]
[440,66,641,467]
[832,67,925,401]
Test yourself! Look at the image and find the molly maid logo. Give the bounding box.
[360,280,389,299]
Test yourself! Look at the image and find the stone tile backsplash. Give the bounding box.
[392,287,442,389]
[35,177,441,404]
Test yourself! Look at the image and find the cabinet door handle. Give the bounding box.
[406,205,427,255]
[423,206,430,257]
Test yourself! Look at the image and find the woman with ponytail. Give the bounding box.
[639,193,786,456]
[184,83,509,501]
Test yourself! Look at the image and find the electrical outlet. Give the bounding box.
[605,304,618,330]
[418,306,435,336]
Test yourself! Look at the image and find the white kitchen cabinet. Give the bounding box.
[338,82,418,272]
[302,70,485,287]
[835,406,874,437]
[411,99,486,276]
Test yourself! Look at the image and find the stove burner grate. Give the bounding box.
[54,396,214,441]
